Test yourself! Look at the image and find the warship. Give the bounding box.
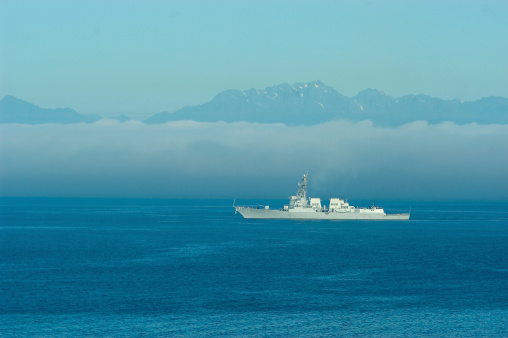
[234,173,410,220]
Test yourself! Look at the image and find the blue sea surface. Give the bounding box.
[1,198,507,336]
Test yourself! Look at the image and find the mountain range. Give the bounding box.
[2,81,508,126]
[0,95,101,124]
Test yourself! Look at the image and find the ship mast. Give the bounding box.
[297,173,308,200]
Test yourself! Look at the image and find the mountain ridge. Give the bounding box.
[0,95,101,124]
[2,81,508,126]
[145,81,508,126]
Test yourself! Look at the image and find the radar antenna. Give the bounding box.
[297,172,308,199]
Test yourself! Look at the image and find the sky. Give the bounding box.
[1,0,508,118]
[1,0,508,200]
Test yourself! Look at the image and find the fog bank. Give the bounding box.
[1,120,507,200]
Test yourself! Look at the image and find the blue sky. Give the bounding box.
[1,0,507,117]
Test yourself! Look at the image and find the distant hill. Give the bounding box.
[0,96,101,124]
[3,82,508,126]
[145,81,508,126]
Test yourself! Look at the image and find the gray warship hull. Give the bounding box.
[235,206,410,220]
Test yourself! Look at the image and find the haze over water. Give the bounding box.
[1,1,508,201]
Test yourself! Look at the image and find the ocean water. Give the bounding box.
[1,198,507,336]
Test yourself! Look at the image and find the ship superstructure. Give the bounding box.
[234,173,410,220]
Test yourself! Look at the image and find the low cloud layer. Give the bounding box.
[1,119,507,200]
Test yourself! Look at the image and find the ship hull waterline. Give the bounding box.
[235,207,410,220]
